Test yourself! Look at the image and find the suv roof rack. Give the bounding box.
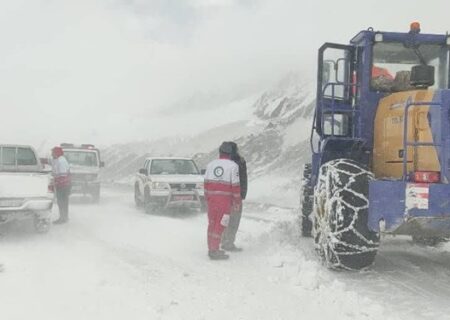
[60,143,74,148]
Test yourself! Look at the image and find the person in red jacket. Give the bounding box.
[204,142,241,260]
[51,147,72,224]
[371,65,394,91]
[372,65,394,80]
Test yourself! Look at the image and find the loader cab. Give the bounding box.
[303,23,450,270]
[311,24,450,184]
[370,40,449,93]
[370,36,450,181]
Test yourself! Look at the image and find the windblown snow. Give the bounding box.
[2,188,450,319]
[2,73,450,320]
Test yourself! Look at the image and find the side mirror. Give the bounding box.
[200,169,206,175]
[100,161,105,168]
[40,158,49,165]
[139,168,148,175]
[410,65,434,88]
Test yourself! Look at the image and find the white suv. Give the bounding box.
[60,143,104,202]
[134,157,205,213]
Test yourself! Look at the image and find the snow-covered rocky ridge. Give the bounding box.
[101,72,315,207]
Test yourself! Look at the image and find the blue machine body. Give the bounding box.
[310,27,450,235]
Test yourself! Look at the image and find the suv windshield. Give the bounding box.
[150,159,199,175]
[64,151,99,167]
[371,42,449,92]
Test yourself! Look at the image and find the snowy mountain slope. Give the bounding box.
[101,72,315,207]
[101,119,264,184]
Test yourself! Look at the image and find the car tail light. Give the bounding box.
[413,171,440,183]
[48,184,54,193]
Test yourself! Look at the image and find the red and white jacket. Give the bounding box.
[204,156,241,213]
[52,156,71,188]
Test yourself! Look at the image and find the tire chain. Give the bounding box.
[313,159,379,270]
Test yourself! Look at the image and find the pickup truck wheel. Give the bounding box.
[144,188,152,214]
[91,187,100,203]
[34,216,50,233]
[200,199,207,213]
[313,159,379,270]
[135,184,143,208]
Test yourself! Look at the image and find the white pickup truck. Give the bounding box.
[134,157,205,213]
[0,145,53,232]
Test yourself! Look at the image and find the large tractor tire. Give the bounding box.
[300,163,313,237]
[313,159,379,270]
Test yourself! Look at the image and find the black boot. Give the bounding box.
[53,217,68,224]
[222,244,243,252]
[208,250,229,260]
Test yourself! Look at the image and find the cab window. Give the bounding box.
[323,113,350,136]
[322,48,352,100]
[371,42,449,92]
[1,147,16,166]
[17,147,37,166]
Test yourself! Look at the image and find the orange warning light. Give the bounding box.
[410,22,421,33]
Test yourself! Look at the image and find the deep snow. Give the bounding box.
[1,187,450,319]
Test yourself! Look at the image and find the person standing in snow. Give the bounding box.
[51,147,71,224]
[204,141,241,260]
[221,141,247,252]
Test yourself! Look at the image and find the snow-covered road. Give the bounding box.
[1,187,450,320]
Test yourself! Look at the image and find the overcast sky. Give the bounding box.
[1,0,449,149]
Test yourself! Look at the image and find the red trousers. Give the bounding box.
[207,201,230,251]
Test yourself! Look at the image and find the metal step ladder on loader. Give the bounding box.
[300,22,450,270]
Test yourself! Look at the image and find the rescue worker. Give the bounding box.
[51,147,71,224]
[204,141,241,260]
[372,65,394,81]
[221,141,247,252]
[371,65,394,91]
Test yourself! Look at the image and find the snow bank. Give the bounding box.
[247,174,299,208]
[238,209,400,320]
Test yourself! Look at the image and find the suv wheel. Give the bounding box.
[91,187,100,203]
[135,184,143,208]
[144,188,152,214]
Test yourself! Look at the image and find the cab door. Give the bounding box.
[315,43,355,139]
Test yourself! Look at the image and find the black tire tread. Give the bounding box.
[300,163,313,237]
[313,159,379,270]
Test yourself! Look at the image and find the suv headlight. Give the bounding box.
[195,182,204,189]
[151,182,170,190]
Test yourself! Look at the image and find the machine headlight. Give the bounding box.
[151,182,170,190]
[195,182,204,189]
[374,32,383,42]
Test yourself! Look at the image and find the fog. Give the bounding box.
[0,0,448,148]
[3,2,450,319]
